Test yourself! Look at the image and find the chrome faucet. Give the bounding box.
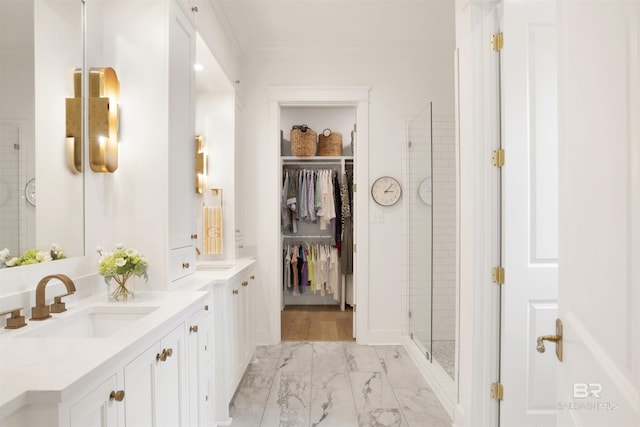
[31,274,77,321]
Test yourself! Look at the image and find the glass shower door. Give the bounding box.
[407,104,433,361]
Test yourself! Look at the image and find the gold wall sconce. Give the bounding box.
[89,67,120,173]
[65,69,82,173]
[195,135,208,193]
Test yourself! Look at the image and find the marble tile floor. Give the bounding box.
[229,342,452,427]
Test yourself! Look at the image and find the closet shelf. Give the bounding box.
[282,156,353,162]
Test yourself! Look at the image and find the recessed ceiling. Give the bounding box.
[216,0,455,54]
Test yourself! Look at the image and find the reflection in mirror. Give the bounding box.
[0,0,84,268]
[405,102,459,393]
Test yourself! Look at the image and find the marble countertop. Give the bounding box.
[0,257,257,420]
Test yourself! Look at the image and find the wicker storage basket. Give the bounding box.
[290,125,317,157]
[318,129,343,156]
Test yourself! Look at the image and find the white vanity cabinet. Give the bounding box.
[186,294,215,427]
[68,374,119,427]
[212,263,257,423]
[168,0,197,283]
[123,323,188,426]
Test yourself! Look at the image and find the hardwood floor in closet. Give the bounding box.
[281,305,355,342]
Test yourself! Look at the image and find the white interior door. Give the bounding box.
[501,1,559,426]
[556,1,640,426]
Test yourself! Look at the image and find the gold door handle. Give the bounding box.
[250,275,255,280]
[182,262,190,269]
[242,281,248,287]
[190,325,198,333]
[191,234,198,239]
[156,348,173,362]
[109,390,125,402]
[232,289,239,295]
[536,319,563,362]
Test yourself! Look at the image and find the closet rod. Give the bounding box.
[283,161,350,166]
[283,235,333,239]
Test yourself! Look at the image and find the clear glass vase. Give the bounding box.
[108,274,135,302]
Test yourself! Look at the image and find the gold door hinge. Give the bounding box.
[353,304,357,313]
[492,149,505,167]
[491,382,504,400]
[492,266,505,285]
[491,32,504,51]
[354,183,357,192]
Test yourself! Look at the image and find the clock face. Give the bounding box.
[418,177,432,205]
[371,176,402,206]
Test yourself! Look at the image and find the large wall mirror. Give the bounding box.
[0,0,85,268]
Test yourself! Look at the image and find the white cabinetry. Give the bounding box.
[213,264,257,423]
[69,375,119,427]
[186,294,215,427]
[124,324,187,427]
[168,0,197,283]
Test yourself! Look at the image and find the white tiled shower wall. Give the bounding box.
[0,122,28,255]
[402,114,456,344]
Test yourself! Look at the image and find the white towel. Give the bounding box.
[204,206,223,255]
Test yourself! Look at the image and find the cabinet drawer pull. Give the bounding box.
[232,289,239,295]
[109,390,125,402]
[250,275,255,280]
[191,234,198,239]
[204,304,209,311]
[156,348,173,362]
[242,281,248,287]
[182,262,190,269]
[190,325,199,333]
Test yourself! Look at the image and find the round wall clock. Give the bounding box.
[25,178,36,206]
[371,176,402,206]
[418,177,432,206]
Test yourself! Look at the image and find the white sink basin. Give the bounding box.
[18,305,158,339]
[196,264,234,271]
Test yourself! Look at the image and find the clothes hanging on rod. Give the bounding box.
[282,167,349,241]
[283,242,341,303]
[340,170,353,274]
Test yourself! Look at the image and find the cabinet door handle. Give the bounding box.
[190,325,199,333]
[232,289,239,295]
[182,262,190,269]
[204,304,209,311]
[191,234,198,239]
[242,281,248,287]
[250,275,255,280]
[156,348,174,362]
[109,390,125,402]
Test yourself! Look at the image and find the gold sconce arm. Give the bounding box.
[195,135,208,193]
[89,67,120,173]
[65,69,83,173]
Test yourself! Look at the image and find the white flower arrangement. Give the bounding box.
[97,244,148,301]
[0,244,65,268]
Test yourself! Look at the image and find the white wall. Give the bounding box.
[195,91,235,259]
[34,0,84,256]
[241,45,455,344]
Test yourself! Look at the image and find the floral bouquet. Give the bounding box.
[0,244,65,268]
[97,244,148,301]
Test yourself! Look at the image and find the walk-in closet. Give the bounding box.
[279,105,357,341]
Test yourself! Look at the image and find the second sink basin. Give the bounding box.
[196,264,234,271]
[18,305,159,339]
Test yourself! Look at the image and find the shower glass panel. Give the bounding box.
[406,103,457,381]
[407,103,433,361]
